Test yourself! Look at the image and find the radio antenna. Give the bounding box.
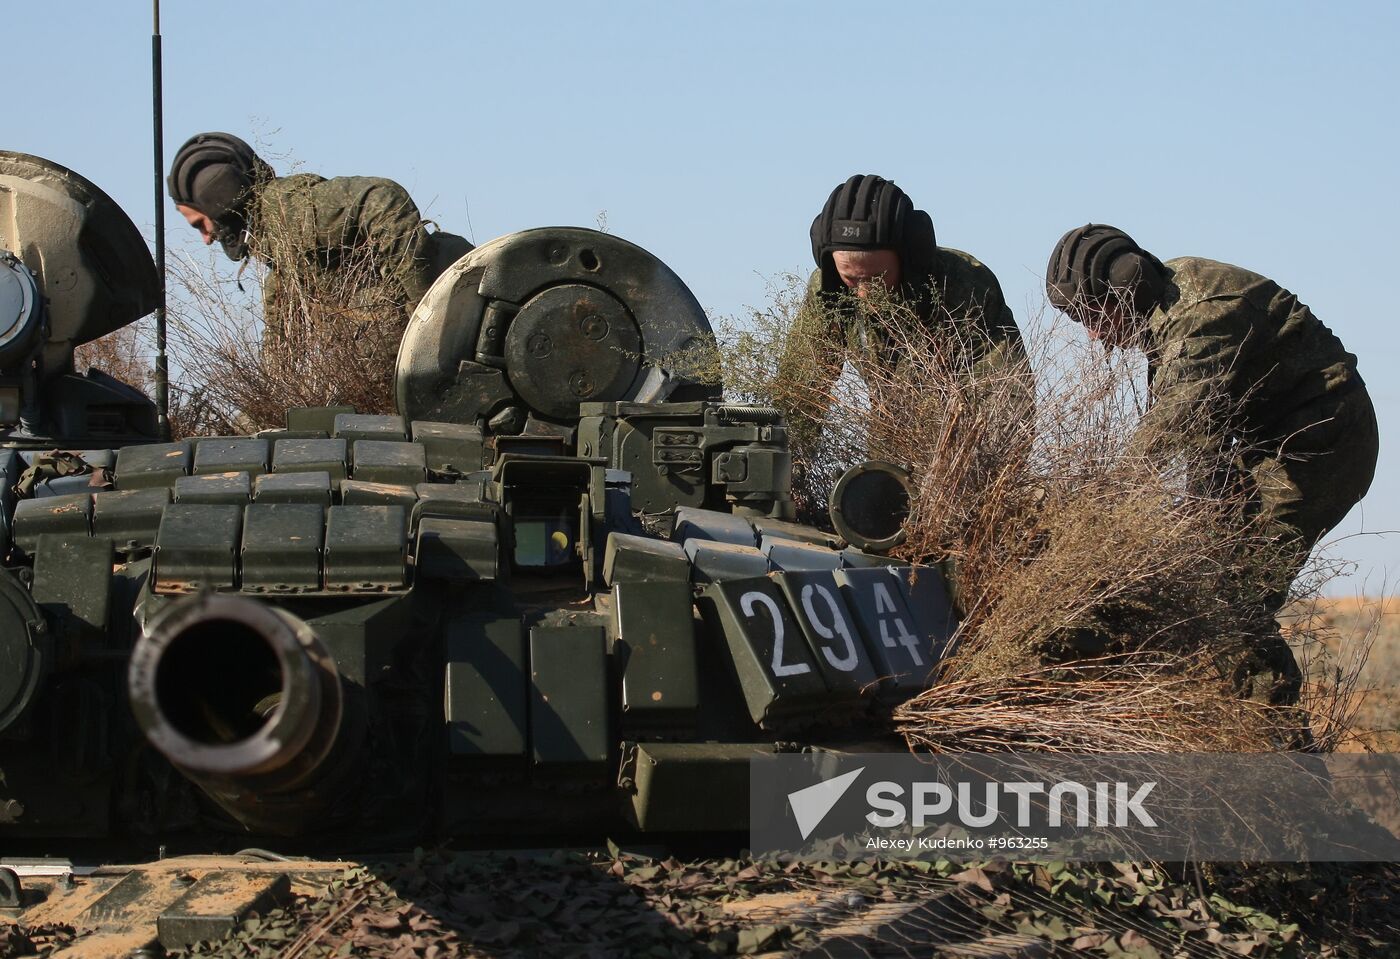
[152,0,170,440]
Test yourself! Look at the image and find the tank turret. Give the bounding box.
[396,226,719,436]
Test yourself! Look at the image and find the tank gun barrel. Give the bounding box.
[128,594,358,834]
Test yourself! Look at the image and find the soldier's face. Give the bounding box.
[832,250,902,299]
[176,204,218,245]
[1082,303,1135,350]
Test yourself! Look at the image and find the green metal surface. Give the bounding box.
[603,532,690,586]
[888,565,957,662]
[92,487,171,549]
[271,437,349,481]
[445,610,528,758]
[114,441,191,490]
[351,439,427,486]
[11,493,92,557]
[174,471,251,504]
[323,505,407,589]
[417,517,499,581]
[253,470,333,506]
[191,438,269,478]
[285,405,355,434]
[338,479,418,508]
[333,413,407,442]
[671,505,758,547]
[832,566,933,699]
[31,533,112,637]
[761,536,844,572]
[156,872,291,951]
[154,503,243,591]
[410,420,484,473]
[240,504,324,591]
[683,539,767,584]
[622,742,778,832]
[529,625,609,770]
[613,579,700,732]
[773,569,879,708]
[699,576,828,728]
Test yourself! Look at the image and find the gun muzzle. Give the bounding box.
[128,594,354,833]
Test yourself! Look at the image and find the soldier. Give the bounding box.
[778,174,1030,454]
[1045,224,1379,701]
[166,132,472,395]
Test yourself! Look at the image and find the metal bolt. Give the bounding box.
[569,371,595,397]
[580,314,608,340]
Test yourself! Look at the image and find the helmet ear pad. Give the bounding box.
[1109,251,1168,316]
[1045,224,1165,320]
[1107,251,1147,287]
[901,209,936,275]
[186,164,252,221]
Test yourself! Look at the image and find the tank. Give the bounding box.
[0,153,958,951]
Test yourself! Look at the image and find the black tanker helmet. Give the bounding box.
[1045,224,1166,320]
[810,174,937,295]
[167,132,271,260]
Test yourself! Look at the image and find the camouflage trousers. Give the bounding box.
[1243,386,1379,601]
[1230,386,1379,707]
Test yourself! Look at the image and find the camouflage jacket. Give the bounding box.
[250,173,471,324]
[777,247,1030,435]
[1141,257,1364,451]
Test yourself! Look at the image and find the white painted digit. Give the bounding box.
[800,584,860,673]
[872,582,924,666]
[740,590,810,678]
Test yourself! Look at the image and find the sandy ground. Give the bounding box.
[1287,596,1400,751]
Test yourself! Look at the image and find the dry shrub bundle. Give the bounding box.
[713,278,1364,753]
[73,321,153,394]
[166,243,403,434]
[163,231,406,437]
[75,242,406,438]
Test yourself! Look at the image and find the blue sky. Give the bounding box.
[10,1,1398,592]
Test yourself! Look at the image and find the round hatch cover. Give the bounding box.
[829,460,911,553]
[503,284,642,421]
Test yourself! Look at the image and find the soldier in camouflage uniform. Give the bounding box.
[778,175,1029,451]
[167,132,472,385]
[1046,224,1379,703]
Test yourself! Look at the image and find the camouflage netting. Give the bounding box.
[3,850,1388,959]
